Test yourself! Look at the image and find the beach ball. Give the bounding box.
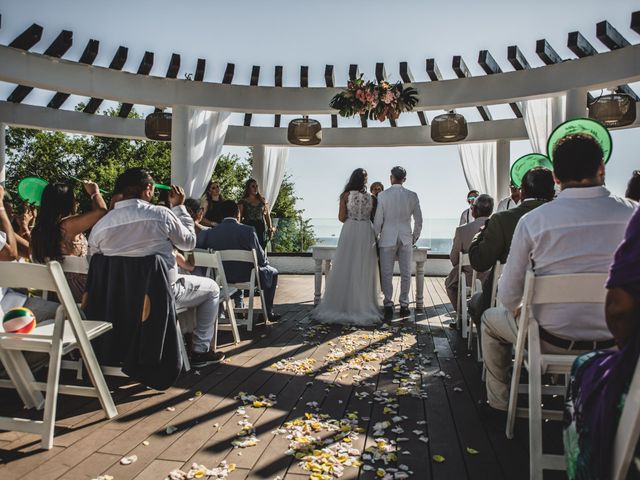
[2,307,36,334]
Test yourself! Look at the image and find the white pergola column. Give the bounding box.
[496,139,510,200]
[565,87,590,119]
[0,123,5,186]
[251,145,266,187]
[170,105,189,187]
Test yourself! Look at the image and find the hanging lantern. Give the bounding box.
[588,91,636,128]
[145,111,172,141]
[431,111,468,142]
[287,116,322,146]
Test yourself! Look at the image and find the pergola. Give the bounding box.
[0,11,640,200]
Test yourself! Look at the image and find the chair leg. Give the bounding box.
[227,301,241,344]
[0,349,45,409]
[506,343,526,439]
[41,333,64,449]
[528,327,544,480]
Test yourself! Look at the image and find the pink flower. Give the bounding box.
[382,91,395,105]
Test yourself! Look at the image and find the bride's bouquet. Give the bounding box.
[329,75,418,122]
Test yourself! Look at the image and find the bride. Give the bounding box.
[312,168,383,326]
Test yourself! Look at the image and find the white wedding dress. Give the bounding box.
[312,191,383,326]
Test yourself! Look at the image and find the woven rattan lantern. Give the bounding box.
[588,91,636,128]
[145,111,172,141]
[430,111,468,142]
[287,116,322,145]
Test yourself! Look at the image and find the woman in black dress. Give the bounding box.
[201,181,225,227]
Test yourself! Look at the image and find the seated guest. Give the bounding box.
[445,194,493,310]
[89,168,223,367]
[0,186,58,323]
[184,198,209,238]
[31,181,107,301]
[458,190,479,225]
[468,168,555,324]
[481,134,636,413]
[625,169,640,202]
[495,182,521,212]
[197,200,280,322]
[4,197,34,259]
[564,205,640,480]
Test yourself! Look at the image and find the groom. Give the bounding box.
[373,166,423,320]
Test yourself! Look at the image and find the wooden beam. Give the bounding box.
[244,65,260,126]
[194,58,206,81]
[453,55,492,121]
[597,20,630,50]
[507,45,531,70]
[118,51,154,117]
[300,66,309,88]
[426,58,443,81]
[8,30,72,104]
[274,65,283,127]
[153,53,181,113]
[222,63,235,84]
[375,62,396,126]
[48,39,99,109]
[9,23,42,50]
[348,64,367,127]
[536,39,563,65]
[478,50,522,118]
[324,65,338,128]
[568,31,598,58]
[83,46,128,114]
[400,62,427,126]
[632,11,640,35]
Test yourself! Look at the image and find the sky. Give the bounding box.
[1,0,639,221]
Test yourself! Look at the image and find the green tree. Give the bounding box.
[5,104,315,252]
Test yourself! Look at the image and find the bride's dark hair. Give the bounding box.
[342,168,368,197]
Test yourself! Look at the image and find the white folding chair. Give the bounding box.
[505,270,609,480]
[612,353,640,480]
[189,249,241,348]
[457,252,478,340]
[490,261,503,308]
[0,261,117,449]
[216,249,269,332]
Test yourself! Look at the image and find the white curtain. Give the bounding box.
[182,108,230,198]
[522,96,566,154]
[458,142,498,200]
[252,146,289,206]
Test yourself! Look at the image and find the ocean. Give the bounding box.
[310,217,457,254]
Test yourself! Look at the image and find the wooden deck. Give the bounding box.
[0,276,566,480]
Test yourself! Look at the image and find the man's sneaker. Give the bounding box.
[383,306,394,321]
[191,350,225,368]
[399,306,411,318]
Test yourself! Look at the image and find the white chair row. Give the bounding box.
[503,270,640,480]
[0,261,117,450]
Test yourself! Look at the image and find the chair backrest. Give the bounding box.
[189,249,232,296]
[61,255,90,275]
[490,261,503,307]
[529,272,608,305]
[216,249,261,289]
[0,261,86,339]
[612,354,640,480]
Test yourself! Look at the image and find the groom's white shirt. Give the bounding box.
[373,184,423,247]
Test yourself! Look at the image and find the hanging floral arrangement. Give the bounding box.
[329,75,419,122]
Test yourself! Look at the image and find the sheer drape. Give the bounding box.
[252,146,289,206]
[182,108,230,198]
[522,96,566,154]
[458,142,497,200]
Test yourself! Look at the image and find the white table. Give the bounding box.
[312,245,429,310]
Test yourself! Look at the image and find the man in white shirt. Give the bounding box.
[89,168,223,368]
[458,190,479,226]
[481,134,636,412]
[495,183,521,212]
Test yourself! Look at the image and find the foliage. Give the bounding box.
[4,104,315,252]
[329,75,418,122]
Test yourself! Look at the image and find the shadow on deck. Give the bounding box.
[0,275,567,480]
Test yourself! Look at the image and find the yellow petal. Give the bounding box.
[433,454,446,463]
[466,447,479,455]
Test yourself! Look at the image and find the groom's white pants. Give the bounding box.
[379,240,413,308]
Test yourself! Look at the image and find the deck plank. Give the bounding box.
[0,275,541,480]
